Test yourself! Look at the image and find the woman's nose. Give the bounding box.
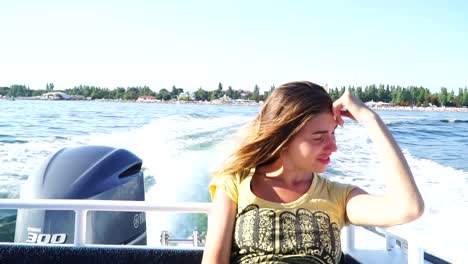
[325,136,337,152]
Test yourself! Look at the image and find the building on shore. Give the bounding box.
[38,92,87,100]
[365,101,395,108]
[136,96,158,102]
[41,92,71,100]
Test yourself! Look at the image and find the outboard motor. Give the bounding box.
[14,145,147,245]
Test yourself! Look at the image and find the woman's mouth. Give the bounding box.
[318,157,330,165]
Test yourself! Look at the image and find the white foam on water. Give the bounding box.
[2,138,72,198]
[399,156,468,263]
[81,114,252,245]
[327,122,468,262]
[6,113,252,244]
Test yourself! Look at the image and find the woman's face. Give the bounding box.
[282,112,338,173]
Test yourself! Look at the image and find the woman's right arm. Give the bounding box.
[202,188,237,264]
[334,90,424,226]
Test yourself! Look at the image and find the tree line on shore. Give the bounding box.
[1,83,271,102]
[2,83,468,107]
[328,85,468,107]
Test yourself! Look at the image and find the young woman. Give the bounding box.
[202,81,424,264]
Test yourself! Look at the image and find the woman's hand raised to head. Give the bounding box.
[333,89,376,126]
[334,89,424,227]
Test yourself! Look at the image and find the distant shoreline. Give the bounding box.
[97,98,468,113]
[371,105,468,113]
[97,98,262,107]
[5,96,468,112]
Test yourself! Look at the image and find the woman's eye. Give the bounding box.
[313,137,324,142]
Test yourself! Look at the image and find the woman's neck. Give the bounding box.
[256,159,313,187]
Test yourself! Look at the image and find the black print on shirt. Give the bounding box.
[232,204,341,264]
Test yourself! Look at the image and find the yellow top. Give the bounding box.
[210,170,355,264]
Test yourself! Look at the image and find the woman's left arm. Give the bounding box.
[334,90,424,227]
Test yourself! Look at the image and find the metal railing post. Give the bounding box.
[385,233,396,251]
[341,225,355,253]
[74,209,88,245]
[407,237,424,264]
[193,231,199,247]
[160,231,169,246]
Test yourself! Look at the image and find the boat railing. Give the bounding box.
[0,199,211,246]
[0,199,438,264]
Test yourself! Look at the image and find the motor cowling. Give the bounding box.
[14,145,147,245]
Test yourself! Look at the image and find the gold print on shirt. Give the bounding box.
[232,205,341,264]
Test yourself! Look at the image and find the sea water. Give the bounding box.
[1,100,467,261]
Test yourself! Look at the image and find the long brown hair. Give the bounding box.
[215,81,333,179]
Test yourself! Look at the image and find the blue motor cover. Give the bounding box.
[14,145,147,245]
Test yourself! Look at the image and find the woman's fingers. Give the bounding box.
[340,109,356,121]
[335,109,344,126]
[333,106,356,126]
[333,101,344,126]
[333,91,355,125]
[333,88,368,123]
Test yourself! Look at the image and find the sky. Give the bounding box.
[1,0,467,93]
